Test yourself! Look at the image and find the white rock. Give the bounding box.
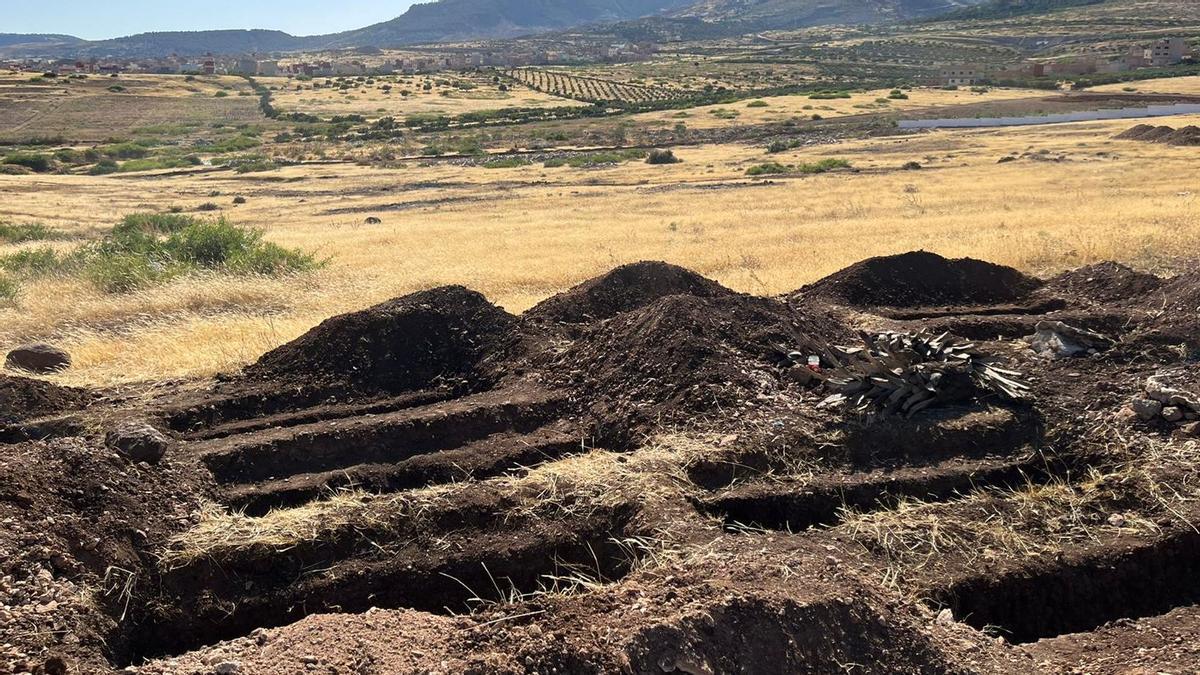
[214,662,241,675]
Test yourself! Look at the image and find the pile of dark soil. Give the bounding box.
[542,292,845,443]
[0,438,208,673]
[1115,124,1200,146]
[525,261,736,324]
[244,286,518,394]
[1045,261,1163,304]
[0,375,92,425]
[801,251,1042,308]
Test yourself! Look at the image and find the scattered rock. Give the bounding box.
[365,216,382,224]
[1182,421,1200,438]
[936,608,956,626]
[1163,406,1185,423]
[5,344,71,374]
[214,661,241,674]
[105,422,172,464]
[1027,321,1112,358]
[1131,398,1164,421]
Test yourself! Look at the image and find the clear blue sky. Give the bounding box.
[6,1,419,40]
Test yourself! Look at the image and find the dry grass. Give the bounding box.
[2,111,1199,386]
[262,72,585,119]
[1092,75,1200,96]
[632,85,1047,130]
[163,433,714,567]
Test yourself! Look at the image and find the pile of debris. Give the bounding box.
[805,331,1029,417]
[1027,320,1113,358]
[1130,370,1200,435]
[1115,124,1200,147]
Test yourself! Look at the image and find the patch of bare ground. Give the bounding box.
[7,252,1200,674]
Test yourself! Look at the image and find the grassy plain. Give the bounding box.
[262,71,586,119]
[1,107,1198,386]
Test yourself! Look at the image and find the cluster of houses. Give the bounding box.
[940,38,1194,86]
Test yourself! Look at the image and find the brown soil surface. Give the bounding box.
[798,250,1042,308]
[6,253,1200,675]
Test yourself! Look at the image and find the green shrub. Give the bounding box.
[482,157,531,169]
[89,159,120,175]
[746,100,769,108]
[646,149,681,165]
[0,222,57,243]
[196,202,221,211]
[888,89,909,100]
[3,153,54,173]
[0,247,63,275]
[746,162,790,176]
[0,273,17,302]
[797,158,851,174]
[224,156,279,174]
[214,90,229,98]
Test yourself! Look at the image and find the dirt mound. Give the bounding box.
[1165,125,1200,146]
[1045,261,1163,304]
[801,251,1042,308]
[526,261,736,324]
[1115,124,1156,140]
[245,286,518,394]
[1140,125,1178,142]
[543,293,844,442]
[1116,124,1200,146]
[0,375,91,425]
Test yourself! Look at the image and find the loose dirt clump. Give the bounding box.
[0,437,208,674]
[244,286,518,395]
[1044,261,1163,304]
[1115,124,1200,146]
[525,260,736,325]
[542,292,845,443]
[0,375,92,425]
[800,251,1042,308]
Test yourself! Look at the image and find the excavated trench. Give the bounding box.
[935,527,1200,644]
[114,504,642,666]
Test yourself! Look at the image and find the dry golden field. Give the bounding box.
[2,108,1199,387]
[0,71,262,142]
[1093,75,1200,95]
[262,72,585,119]
[630,85,1051,130]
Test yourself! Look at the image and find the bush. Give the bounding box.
[888,89,909,100]
[0,246,62,275]
[797,158,851,174]
[0,273,17,302]
[746,162,790,176]
[89,159,120,175]
[902,161,923,170]
[646,149,680,165]
[196,202,221,211]
[214,90,229,98]
[746,100,769,108]
[233,196,247,205]
[0,222,57,243]
[481,157,531,169]
[3,153,54,173]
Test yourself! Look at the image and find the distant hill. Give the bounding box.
[0,33,83,49]
[324,0,695,47]
[0,0,1079,58]
[670,0,991,30]
[925,0,1107,21]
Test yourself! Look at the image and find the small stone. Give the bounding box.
[1162,406,1185,423]
[214,662,241,675]
[299,655,319,665]
[1181,422,1200,438]
[105,422,172,464]
[1107,513,1127,528]
[936,608,955,626]
[5,344,71,374]
[1131,397,1163,421]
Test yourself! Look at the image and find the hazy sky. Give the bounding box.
[5,1,420,40]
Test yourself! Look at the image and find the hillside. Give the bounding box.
[325,0,694,47]
[674,0,990,26]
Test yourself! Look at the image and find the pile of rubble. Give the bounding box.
[1130,370,1200,435]
[805,331,1028,417]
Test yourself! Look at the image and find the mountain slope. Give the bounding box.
[0,33,83,49]
[672,0,991,29]
[325,0,693,47]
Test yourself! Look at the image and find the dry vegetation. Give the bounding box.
[1,106,1198,386]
